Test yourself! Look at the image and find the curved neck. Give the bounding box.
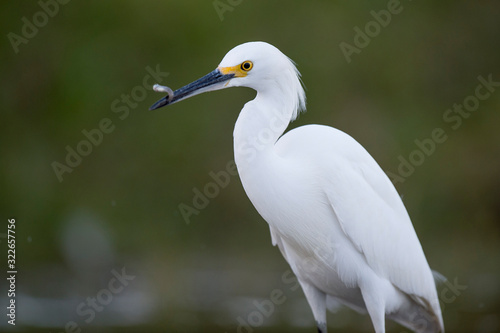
[233,89,293,170]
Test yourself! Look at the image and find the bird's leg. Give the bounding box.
[317,322,328,333]
[360,283,386,333]
[298,280,327,333]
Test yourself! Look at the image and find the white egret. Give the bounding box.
[150,42,444,333]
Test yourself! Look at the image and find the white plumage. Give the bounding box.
[150,41,444,333]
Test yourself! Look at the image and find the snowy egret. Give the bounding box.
[149,42,444,333]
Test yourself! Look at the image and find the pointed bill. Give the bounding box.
[149,68,235,110]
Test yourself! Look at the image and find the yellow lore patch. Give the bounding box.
[218,60,253,77]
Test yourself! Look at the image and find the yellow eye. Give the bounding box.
[240,61,253,71]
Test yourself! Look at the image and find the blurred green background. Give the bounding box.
[1,1,499,332]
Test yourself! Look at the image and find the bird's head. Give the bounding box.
[149,41,306,119]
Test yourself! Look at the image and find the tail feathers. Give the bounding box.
[430,270,446,332]
[388,295,444,333]
[432,270,447,285]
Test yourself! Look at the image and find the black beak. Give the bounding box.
[149,68,235,110]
